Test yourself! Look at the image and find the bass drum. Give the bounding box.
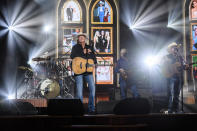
[39,79,60,99]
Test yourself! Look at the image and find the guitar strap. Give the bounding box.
[85,46,88,72]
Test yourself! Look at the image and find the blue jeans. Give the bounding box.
[167,77,182,112]
[99,12,104,22]
[75,74,95,112]
[119,79,139,100]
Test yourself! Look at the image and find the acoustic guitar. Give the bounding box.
[162,62,182,78]
[119,67,139,81]
[72,57,94,75]
[162,62,195,78]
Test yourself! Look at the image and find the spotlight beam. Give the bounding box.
[124,0,169,31]
[8,25,15,31]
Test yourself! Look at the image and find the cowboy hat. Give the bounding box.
[194,25,197,30]
[167,42,178,53]
[99,1,104,5]
[77,33,88,38]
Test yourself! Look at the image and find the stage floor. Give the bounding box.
[0,98,197,130]
[0,113,197,131]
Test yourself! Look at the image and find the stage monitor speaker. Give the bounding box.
[0,100,38,115]
[47,99,84,116]
[97,100,119,114]
[113,98,151,115]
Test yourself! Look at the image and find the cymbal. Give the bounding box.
[18,66,33,71]
[32,57,50,61]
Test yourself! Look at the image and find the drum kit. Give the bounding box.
[19,57,75,99]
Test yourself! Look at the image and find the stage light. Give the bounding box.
[129,25,136,30]
[0,0,57,101]
[8,95,15,100]
[27,59,34,67]
[43,25,52,32]
[145,56,159,68]
[122,0,169,32]
[167,23,176,29]
[8,25,15,31]
[167,0,182,32]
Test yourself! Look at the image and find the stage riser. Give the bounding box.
[0,114,197,130]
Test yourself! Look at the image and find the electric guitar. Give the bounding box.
[119,67,139,81]
[119,69,129,80]
[72,57,94,75]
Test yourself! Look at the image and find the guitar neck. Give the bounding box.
[96,64,113,66]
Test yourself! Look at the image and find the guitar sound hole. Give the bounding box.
[80,63,82,69]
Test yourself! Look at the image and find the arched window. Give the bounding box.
[190,0,197,20]
[57,0,86,57]
[89,0,118,85]
[61,0,82,23]
[91,0,113,24]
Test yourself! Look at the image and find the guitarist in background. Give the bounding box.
[70,33,97,115]
[115,48,140,100]
[162,42,189,114]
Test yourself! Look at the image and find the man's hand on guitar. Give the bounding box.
[184,64,189,70]
[83,49,92,54]
[119,68,125,73]
[119,68,128,80]
[72,57,94,74]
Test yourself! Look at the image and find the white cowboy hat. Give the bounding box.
[77,33,88,38]
[167,42,178,53]
[99,1,104,5]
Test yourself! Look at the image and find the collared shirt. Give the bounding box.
[115,56,138,84]
[115,57,129,73]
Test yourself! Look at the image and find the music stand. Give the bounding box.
[88,39,112,113]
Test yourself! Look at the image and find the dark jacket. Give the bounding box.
[70,43,97,75]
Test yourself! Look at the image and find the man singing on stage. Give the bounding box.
[162,42,189,114]
[70,33,97,114]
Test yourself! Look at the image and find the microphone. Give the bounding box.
[173,44,182,52]
[89,40,94,47]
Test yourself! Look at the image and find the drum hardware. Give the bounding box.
[54,57,70,61]
[32,56,51,61]
[18,57,75,99]
[18,66,33,98]
[58,76,74,99]
[20,74,37,99]
[18,66,33,72]
[55,59,74,98]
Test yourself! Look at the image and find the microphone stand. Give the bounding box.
[176,47,187,113]
[88,39,114,112]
